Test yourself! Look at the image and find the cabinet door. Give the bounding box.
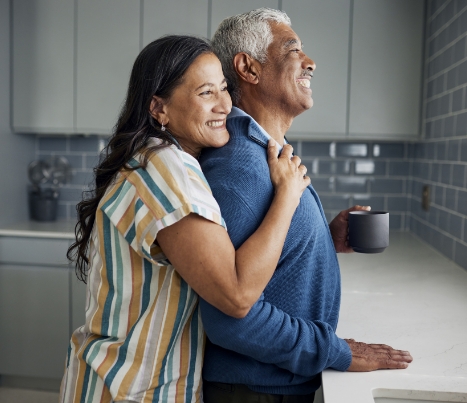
[76,1,141,134]
[211,0,279,38]
[348,0,424,139]
[283,0,350,138]
[12,0,74,133]
[143,0,209,47]
[0,265,69,379]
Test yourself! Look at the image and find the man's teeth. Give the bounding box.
[298,80,310,88]
[207,121,223,127]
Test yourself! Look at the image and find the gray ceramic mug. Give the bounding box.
[348,211,389,253]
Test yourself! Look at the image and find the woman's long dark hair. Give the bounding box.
[68,36,213,282]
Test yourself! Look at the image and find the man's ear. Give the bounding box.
[149,96,168,125]
[233,52,262,85]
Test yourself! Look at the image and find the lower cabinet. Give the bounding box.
[0,264,69,379]
[0,236,87,381]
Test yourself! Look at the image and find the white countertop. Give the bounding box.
[322,232,467,402]
[0,220,76,239]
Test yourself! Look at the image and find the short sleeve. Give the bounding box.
[100,146,226,266]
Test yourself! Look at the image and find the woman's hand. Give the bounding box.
[267,140,310,207]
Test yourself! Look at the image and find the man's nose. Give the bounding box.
[303,55,316,73]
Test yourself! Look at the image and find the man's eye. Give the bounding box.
[291,49,300,53]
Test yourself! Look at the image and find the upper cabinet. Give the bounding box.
[283,0,351,139]
[12,0,207,135]
[348,0,424,139]
[143,0,209,46]
[11,0,425,139]
[76,1,140,134]
[12,0,74,134]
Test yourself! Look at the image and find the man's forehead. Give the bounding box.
[269,23,301,48]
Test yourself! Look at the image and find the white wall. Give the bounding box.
[0,0,35,226]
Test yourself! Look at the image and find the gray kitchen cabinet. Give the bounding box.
[76,1,141,134]
[210,0,279,37]
[0,265,69,379]
[283,0,351,139]
[12,0,74,133]
[142,0,209,47]
[0,236,76,380]
[348,0,424,139]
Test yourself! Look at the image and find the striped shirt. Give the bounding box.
[60,139,226,403]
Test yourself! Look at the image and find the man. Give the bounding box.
[199,8,413,402]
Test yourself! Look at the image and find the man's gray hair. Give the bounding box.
[211,8,291,105]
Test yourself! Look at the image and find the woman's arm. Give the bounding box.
[156,141,309,318]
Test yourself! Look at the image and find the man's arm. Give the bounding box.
[200,295,352,377]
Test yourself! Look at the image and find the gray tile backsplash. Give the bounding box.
[34,135,105,220]
[410,0,467,271]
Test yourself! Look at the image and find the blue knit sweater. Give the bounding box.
[199,108,352,395]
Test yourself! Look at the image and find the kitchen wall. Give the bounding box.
[409,0,467,270]
[0,0,35,226]
[30,1,467,274]
[290,140,411,230]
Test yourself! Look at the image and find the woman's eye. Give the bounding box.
[221,86,228,91]
[200,90,212,95]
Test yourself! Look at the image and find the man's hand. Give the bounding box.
[345,339,413,371]
[329,205,371,253]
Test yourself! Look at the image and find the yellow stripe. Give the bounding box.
[122,170,167,219]
[117,267,168,398]
[148,273,182,390]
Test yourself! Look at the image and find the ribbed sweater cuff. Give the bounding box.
[329,337,352,371]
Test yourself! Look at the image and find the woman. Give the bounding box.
[60,35,310,403]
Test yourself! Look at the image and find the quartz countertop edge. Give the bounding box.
[0,220,76,239]
[322,232,467,402]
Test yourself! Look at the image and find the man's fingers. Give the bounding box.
[378,358,410,370]
[267,139,279,165]
[291,154,301,167]
[280,143,294,160]
[299,164,307,176]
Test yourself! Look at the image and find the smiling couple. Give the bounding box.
[60,8,412,403]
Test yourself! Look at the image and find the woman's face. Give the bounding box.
[163,53,232,157]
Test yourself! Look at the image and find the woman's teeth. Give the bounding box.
[298,79,310,88]
[206,121,224,127]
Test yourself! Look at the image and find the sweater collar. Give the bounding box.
[227,107,285,150]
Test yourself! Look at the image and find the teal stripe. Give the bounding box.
[124,198,143,246]
[100,180,127,213]
[128,158,176,213]
[184,162,210,188]
[101,215,115,335]
[85,369,99,403]
[161,281,194,402]
[185,304,200,403]
[105,181,133,218]
[153,280,189,403]
[111,226,124,335]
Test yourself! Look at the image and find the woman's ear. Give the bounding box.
[233,52,261,85]
[149,96,168,125]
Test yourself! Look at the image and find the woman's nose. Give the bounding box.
[214,91,232,115]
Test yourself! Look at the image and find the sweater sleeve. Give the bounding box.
[200,296,352,376]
